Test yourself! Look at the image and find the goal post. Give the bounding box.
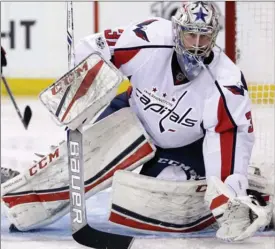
[225,1,236,63]
[225,2,274,181]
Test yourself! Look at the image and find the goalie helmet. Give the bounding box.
[172,1,221,80]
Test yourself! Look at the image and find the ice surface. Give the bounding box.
[1,98,274,249]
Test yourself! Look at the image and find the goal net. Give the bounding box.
[225,2,275,182]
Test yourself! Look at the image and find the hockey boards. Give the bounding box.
[67,129,134,249]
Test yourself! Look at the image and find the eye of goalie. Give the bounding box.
[180,31,212,55]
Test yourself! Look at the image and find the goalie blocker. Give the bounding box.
[39,52,126,130]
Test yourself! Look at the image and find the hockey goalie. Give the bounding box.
[1,1,274,243]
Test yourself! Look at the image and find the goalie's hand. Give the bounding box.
[1,46,7,73]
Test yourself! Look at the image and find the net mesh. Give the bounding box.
[235,2,274,181]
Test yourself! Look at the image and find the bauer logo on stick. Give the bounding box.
[69,141,83,224]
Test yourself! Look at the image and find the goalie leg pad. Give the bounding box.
[2,108,156,231]
[2,142,69,231]
[109,170,216,233]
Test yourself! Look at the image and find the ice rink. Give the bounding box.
[1,98,274,249]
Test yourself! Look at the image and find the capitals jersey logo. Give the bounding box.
[136,88,198,133]
[133,19,158,42]
[224,82,245,96]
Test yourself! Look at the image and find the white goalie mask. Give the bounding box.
[172,1,221,80]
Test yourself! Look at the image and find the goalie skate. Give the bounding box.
[1,167,20,184]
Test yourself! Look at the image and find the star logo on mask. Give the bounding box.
[194,7,208,22]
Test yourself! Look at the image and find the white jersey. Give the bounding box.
[75,17,254,180]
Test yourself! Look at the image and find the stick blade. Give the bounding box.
[73,224,134,249]
[23,105,32,129]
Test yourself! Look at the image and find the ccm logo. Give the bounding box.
[51,61,89,95]
[69,141,83,224]
[29,148,60,176]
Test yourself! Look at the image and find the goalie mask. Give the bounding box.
[172,1,221,81]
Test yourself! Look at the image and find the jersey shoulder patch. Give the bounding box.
[223,83,246,96]
[132,19,159,42]
[115,17,173,49]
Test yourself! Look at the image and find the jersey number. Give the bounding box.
[245,111,254,133]
[104,29,124,46]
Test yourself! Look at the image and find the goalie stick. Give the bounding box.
[67,129,135,249]
[1,76,32,129]
[66,3,134,249]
